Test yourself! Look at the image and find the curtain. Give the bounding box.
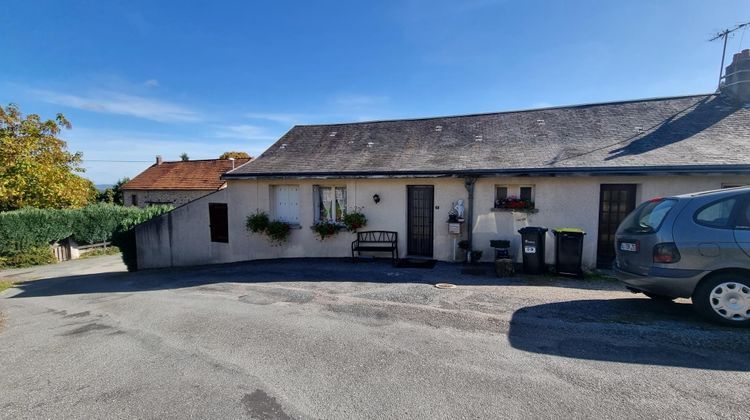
[335,187,346,221]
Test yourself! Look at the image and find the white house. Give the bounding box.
[134,51,750,271]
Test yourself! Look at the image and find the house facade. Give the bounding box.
[122,156,250,208]
[135,51,750,270]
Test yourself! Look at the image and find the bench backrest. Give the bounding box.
[356,231,397,243]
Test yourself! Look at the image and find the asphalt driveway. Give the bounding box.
[1,256,749,419]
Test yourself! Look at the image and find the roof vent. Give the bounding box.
[367,142,375,148]
[634,126,644,133]
[434,125,443,132]
[329,131,337,137]
[474,135,483,142]
[536,119,545,126]
[280,143,288,149]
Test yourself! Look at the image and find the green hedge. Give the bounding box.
[0,204,173,269]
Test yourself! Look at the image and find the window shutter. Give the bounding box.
[274,186,300,224]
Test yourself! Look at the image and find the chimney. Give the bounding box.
[724,49,750,104]
[156,155,163,165]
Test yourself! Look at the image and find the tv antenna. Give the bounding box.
[710,21,750,90]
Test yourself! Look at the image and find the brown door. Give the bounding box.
[597,184,637,268]
[407,185,434,257]
[209,203,229,243]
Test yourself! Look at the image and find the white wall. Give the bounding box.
[135,175,750,270]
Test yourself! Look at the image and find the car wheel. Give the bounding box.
[643,292,674,301]
[693,273,750,327]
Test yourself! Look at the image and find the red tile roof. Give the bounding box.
[122,159,251,191]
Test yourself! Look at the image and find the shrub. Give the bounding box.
[246,212,270,234]
[0,204,171,270]
[71,203,139,244]
[311,220,339,240]
[0,246,56,269]
[265,221,291,243]
[342,211,367,232]
[0,208,74,253]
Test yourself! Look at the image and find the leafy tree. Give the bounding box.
[111,177,129,205]
[219,151,251,159]
[179,152,189,161]
[0,104,96,210]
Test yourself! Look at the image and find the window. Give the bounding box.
[313,186,346,223]
[495,186,508,201]
[519,186,533,202]
[208,203,229,243]
[131,194,138,206]
[494,184,535,208]
[695,197,738,228]
[619,198,676,234]
[272,185,300,224]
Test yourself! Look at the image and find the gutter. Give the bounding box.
[222,164,750,180]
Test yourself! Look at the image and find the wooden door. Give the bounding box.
[407,185,434,257]
[597,184,637,268]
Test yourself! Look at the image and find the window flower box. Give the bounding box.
[493,197,538,213]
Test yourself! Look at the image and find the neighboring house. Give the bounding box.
[135,50,750,270]
[122,156,250,208]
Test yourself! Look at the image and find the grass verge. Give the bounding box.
[0,280,14,294]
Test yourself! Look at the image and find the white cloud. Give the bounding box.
[32,89,200,123]
[213,124,275,140]
[244,112,304,124]
[143,79,160,88]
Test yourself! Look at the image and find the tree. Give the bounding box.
[219,151,251,159]
[0,104,96,211]
[180,152,189,161]
[111,177,129,205]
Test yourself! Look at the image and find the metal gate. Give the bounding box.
[597,184,636,268]
[407,185,434,257]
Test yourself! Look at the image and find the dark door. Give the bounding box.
[597,184,637,268]
[209,203,229,243]
[407,185,434,257]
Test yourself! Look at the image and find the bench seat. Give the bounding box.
[351,231,398,265]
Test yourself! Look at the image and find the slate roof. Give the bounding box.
[225,94,750,178]
[123,159,251,190]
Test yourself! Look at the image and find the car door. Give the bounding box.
[732,193,750,262]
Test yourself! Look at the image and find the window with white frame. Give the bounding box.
[313,185,347,223]
[495,184,535,208]
[271,185,300,224]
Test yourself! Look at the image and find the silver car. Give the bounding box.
[614,186,750,327]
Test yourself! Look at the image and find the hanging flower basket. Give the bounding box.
[494,197,535,211]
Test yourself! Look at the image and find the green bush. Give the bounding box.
[71,203,139,245]
[0,207,74,252]
[246,212,270,234]
[0,204,172,270]
[0,246,56,269]
[265,220,291,243]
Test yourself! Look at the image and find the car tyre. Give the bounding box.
[643,292,674,302]
[693,273,750,327]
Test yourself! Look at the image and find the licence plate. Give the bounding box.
[620,242,638,252]
[524,246,536,254]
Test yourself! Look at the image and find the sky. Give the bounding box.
[1,0,749,184]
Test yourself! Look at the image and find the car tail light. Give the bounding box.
[653,243,681,263]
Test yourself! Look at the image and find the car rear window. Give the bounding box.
[618,198,676,234]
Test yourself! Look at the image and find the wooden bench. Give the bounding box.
[351,231,398,265]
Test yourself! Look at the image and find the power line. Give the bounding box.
[710,21,750,90]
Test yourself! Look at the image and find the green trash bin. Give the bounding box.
[553,228,586,278]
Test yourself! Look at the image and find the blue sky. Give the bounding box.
[2,0,749,184]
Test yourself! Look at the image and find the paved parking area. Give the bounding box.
[1,256,749,419]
